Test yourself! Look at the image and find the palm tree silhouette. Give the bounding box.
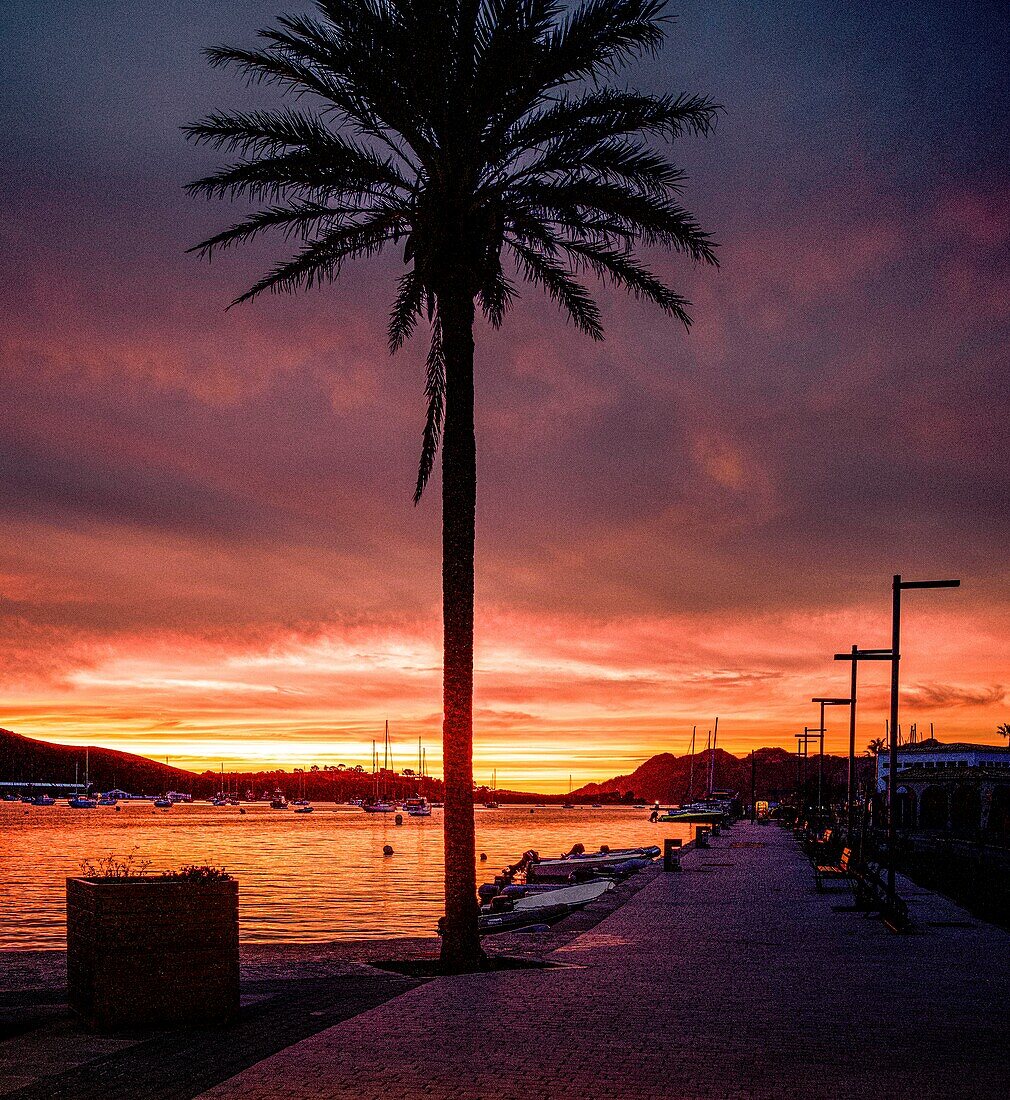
[186,0,718,971]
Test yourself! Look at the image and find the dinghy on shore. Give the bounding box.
[511,879,613,910]
[526,848,658,882]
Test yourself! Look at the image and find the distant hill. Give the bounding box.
[1,728,193,795]
[2,728,870,804]
[0,728,445,802]
[571,747,870,803]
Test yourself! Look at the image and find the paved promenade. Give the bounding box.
[201,823,1010,1100]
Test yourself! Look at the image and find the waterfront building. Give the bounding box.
[875,738,1010,835]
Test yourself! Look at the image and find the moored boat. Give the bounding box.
[510,879,614,911]
[653,799,730,824]
[526,848,658,882]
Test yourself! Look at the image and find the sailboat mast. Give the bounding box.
[710,716,719,793]
[688,725,696,801]
[708,730,717,800]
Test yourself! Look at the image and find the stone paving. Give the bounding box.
[199,823,1010,1100]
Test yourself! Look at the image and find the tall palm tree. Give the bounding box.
[186,0,718,972]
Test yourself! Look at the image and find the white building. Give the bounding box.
[876,738,1010,791]
[874,737,1010,834]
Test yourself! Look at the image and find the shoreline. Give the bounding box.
[0,859,668,996]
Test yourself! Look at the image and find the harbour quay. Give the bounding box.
[195,822,1009,1099]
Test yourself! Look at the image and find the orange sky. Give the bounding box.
[5,595,1006,791]
[3,3,1008,791]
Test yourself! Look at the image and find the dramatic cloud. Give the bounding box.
[902,684,1006,711]
[2,1,1008,787]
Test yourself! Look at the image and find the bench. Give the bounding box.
[814,846,852,890]
[849,860,911,932]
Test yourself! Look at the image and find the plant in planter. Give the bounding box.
[67,855,239,1030]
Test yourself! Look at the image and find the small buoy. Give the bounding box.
[383,844,394,856]
[239,808,247,814]
[395,813,403,825]
[479,852,487,862]
[115,806,121,812]
[530,808,535,813]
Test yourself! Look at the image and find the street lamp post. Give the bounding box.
[795,728,823,815]
[811,697,852,816]
[885,575,960,903]
[833,646,893,842]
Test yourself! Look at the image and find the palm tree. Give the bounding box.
[866,737,887,757]
[186,0,718,971]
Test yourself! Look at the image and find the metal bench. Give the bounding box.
[815,846,852,890]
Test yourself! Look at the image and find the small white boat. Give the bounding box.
[363,801,395,813]
[153,797,172,809]
[68,796,97,809]
[527,848,658,882]
[512,880,614,911]
[293,805,314,814]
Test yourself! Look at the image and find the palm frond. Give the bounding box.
[517,178,718,263]
[477,257,517,327]
[188,201,348,260]
[230,210,403,306]
[414,311,446,503]
[564,240,693,326]
[542,0,669,86]
[506,237,604,339]
[388,269,425,352]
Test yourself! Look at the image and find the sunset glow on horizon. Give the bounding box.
[4,2,1008,792]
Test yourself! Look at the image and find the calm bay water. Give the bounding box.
[0,802,692,949]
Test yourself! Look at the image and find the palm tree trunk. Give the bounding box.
[438,283,485,972]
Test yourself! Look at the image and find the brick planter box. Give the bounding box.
[66,877,239,1030]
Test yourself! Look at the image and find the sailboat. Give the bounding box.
[655,720,732,823]
[562,775,575,809]
[483,769,500,809]
[212,762,229,805]
[363,722,395,811]
[292,768,310,807]
[69,751,97,808]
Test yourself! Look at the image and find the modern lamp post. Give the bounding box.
[885,574,960,902]
[811,697,852,816]
[833,646,893,842]
[795,728,823,813]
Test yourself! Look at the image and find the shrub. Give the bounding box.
[160,865,232,882]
